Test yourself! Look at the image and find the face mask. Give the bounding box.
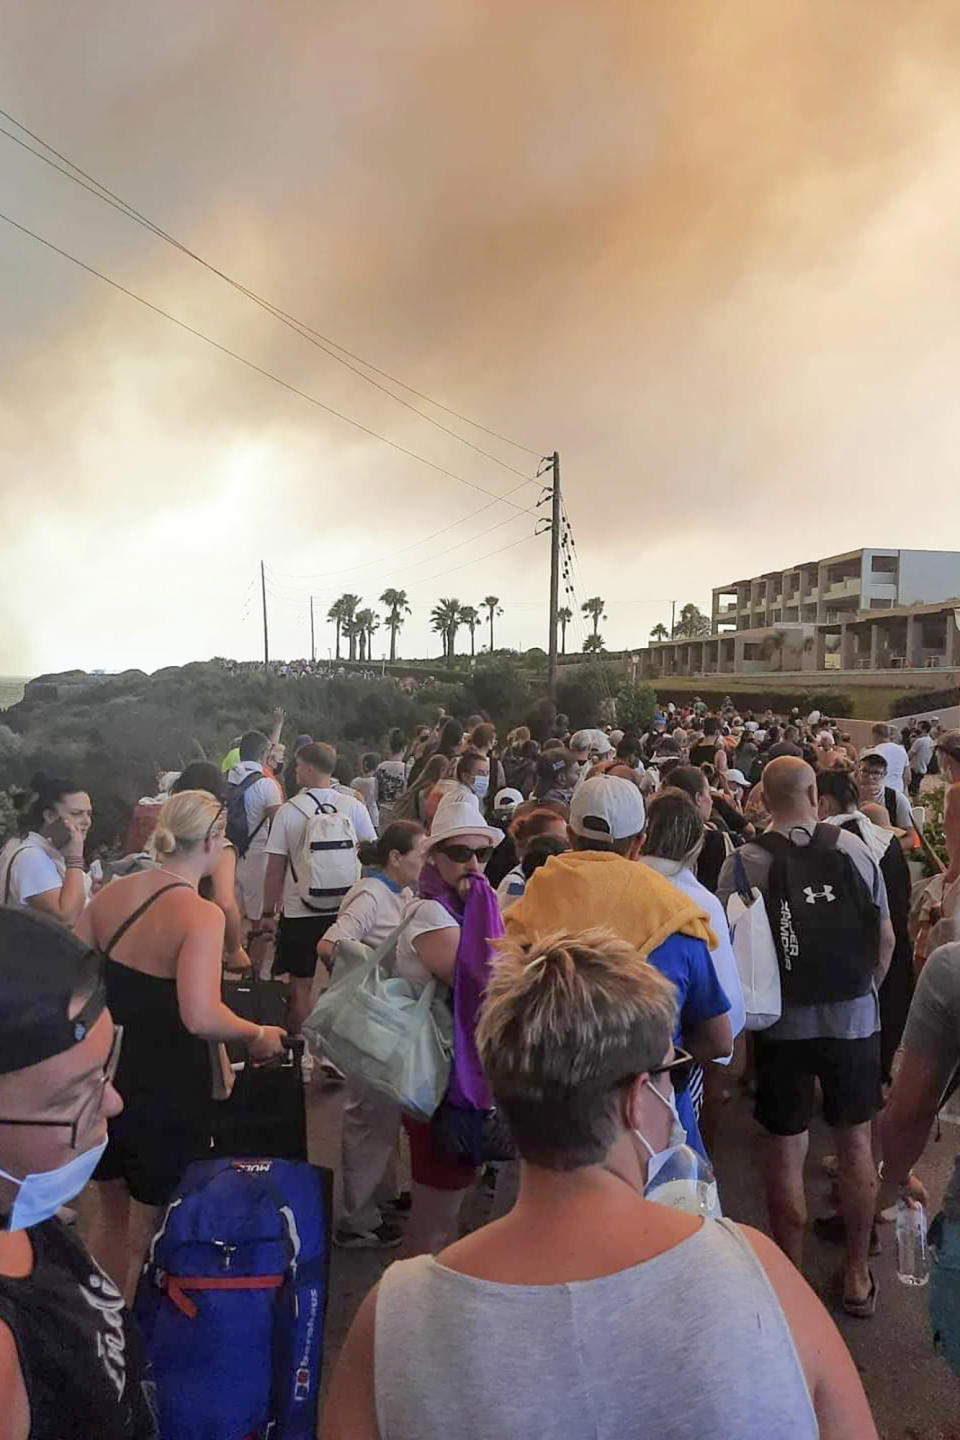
[472,775,490,799]
[634,1079,721,1220]
[0,1136,108,1232]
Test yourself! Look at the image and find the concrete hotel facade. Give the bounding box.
[639,549,960,680]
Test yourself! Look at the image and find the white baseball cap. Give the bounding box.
[569,775,645,841]
[494,786,524,812]
[724,769,751,790]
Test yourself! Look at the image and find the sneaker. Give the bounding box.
[334,1220,404,1250]
[317,1058,346,1085]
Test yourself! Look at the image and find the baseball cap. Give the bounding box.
[724,769,751,790]
[0,909,106,1077]
[494,786,524,812]
[569,775,645,841]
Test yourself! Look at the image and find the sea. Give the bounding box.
[0,677,28,710]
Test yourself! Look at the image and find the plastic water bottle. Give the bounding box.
[645,1145,723,1219]
[896,1199,929,1287]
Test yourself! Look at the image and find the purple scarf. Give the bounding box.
[419,862,504,1110]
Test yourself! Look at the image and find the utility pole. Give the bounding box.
[671,599,677,638]
[309,595,315,663]
[260,559,269,667]
[547,450,561,701]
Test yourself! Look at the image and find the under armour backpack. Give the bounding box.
[225,772,265,858]
[289,793,360,914]
[755,825,880,1005]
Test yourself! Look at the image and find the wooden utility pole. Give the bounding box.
[309,595,315,662]
[547,450,561,700]
[260,560,269,667]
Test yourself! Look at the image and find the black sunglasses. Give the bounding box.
[436,843,494,865]
[0,1025,123,1150]
[204,801,227,844]
[647,1046,696,1096]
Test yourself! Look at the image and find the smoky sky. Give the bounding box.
[2,0,960,674]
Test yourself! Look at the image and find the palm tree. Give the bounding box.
[330,593,361,660]
[460,605,480,657]
[379,588,411,662]
[355,607,378,662]
[342,613,363,661]
[581,596,606,638]
[326,597,348,660]
[557,606,573,655]
[483,595,502,653]
[430,597,462,666]
[583,633,605,655]
[650,622,669,642]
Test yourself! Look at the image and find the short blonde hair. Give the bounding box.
[150,790,224,858]
[477,929,677,1170]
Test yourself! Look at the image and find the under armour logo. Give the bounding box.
[803,885,835,904]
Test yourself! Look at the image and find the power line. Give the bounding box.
[0,207,540,517]
[261,476,538,587]
[0,109,542,467]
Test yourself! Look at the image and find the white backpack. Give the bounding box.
[290,793,360,914]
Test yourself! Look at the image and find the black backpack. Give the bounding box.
[225,772,266,858]
[755,825,880,1005]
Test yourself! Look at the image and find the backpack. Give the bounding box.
[884,787,900,827]
[225,772,267,858]
[754,825,880,1005]
[288,792,360,913]
[135,1156,332,1440]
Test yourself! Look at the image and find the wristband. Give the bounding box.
[65,860,85,870]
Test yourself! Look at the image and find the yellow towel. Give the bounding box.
[504,850,717,958]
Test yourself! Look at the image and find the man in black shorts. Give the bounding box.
[0,907,154,1438]
[262,742,375,1043]
[718,757,894,1319]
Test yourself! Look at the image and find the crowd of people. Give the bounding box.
[1,692,959,1435]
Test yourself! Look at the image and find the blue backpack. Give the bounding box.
[135,1157,332,1440]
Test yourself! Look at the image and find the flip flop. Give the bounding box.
[842,1268,879,1319]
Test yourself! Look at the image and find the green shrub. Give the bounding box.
[615,682,658,736]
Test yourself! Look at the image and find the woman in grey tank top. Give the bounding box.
[323,930,877,1440]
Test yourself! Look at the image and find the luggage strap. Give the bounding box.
[163,1272,285,1319]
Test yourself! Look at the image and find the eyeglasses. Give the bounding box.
[0,1025,123,1150]
[647,1046,696,1095]
[435,843,494,865]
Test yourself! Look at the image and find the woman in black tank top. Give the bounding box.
[75,790,286,1300]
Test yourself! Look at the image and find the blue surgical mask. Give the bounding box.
[0,1136,108,1231]
[472,775,490,799]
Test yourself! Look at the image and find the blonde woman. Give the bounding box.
[76,790,286,1299]
[325,932,876,1440]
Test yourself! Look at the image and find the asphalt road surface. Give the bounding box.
[309,1080,960,1440]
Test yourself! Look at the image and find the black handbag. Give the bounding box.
[431,1098,517,1166]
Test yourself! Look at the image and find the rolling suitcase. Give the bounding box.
[135,1156,333,1440]
[213,976,307,1162]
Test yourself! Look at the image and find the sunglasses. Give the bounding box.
[435,843,494,865]
[0,1025,123,1150]
[204,802,227,844]
[647,1046,696,1096]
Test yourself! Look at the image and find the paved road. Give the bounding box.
[309,1082,960,1439]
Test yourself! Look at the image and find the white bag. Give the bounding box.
[726,854,781,1030]
[290,793,360,914]
[302,917,453,1120]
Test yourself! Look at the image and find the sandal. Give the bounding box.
[842,1268,879,1319]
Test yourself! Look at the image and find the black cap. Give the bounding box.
[0,907,106,1076]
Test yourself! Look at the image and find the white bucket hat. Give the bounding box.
[426,796,504,851]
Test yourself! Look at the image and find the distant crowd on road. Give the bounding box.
[4,690,960,1436]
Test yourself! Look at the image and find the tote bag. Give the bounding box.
[302,916,453,1120]
[726,852,781,1030]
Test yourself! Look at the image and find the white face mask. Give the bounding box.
[0,1136,108,1232]
[634,1078,721,1219]
[472,774,490,799]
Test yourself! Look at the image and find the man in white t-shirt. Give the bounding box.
[864,723,910,795]
[226,731,283,925]
[263,741,376,1036]
[908,721,935,798]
